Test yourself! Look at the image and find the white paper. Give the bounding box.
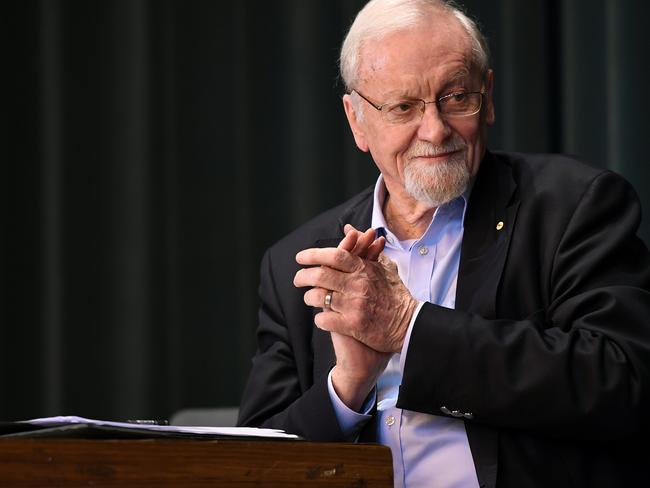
[22,416,300,439]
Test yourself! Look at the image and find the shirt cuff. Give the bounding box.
[399,300,425,373]
[327,368,375,440]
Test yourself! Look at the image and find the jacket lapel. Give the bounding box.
[458,152,519,488]
[457,151,518,317]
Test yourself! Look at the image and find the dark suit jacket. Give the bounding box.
[238,151,650,487]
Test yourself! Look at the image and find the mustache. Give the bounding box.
[406,139,467,159]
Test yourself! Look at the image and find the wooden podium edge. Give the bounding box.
[0,438,394,487]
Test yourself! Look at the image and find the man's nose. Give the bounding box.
[416,103,451,145]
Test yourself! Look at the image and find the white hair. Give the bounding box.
[340,0,490,91]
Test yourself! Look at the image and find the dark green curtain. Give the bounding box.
[5,0,649,421]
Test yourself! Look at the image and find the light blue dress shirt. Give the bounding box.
[327,175,479,488]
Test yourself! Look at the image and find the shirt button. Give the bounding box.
[418,245,428,256]
[385,415,395,427]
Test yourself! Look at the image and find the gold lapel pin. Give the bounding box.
[496,221,504,231]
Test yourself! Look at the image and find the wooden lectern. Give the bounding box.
[0,438,393,487]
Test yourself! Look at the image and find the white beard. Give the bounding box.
[403,139,470,208]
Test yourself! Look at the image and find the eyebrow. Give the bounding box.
[442,69,471,88]
[448,68,471,82]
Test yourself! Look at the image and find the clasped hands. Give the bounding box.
[293,224,418,410]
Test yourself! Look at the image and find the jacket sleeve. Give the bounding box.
[236,248,346,441]
[397,171,650,440]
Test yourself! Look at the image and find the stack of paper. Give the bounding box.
[0,415,301,440]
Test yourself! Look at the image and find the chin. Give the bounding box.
[404,157,470,207]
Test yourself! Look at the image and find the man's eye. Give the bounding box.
[389,101,416,114]
[445,92,467,104]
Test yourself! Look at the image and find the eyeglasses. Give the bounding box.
[351,89,485,124]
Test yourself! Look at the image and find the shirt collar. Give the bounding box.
[371,174,472,240]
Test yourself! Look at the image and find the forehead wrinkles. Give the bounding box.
[356,22,475,92]
[358,57,474,99]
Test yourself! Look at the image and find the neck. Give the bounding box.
[383,189,436,241]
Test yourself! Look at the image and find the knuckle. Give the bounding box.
[314,267,327,282]
[358,279,371,297]
[334,249,347,265]
[353,256,367,272]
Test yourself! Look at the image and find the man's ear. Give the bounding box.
[342,94,369,152]
[483,69,495,126]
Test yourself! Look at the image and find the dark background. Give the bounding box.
[5,0,649,421]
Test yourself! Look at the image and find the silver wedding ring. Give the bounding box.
[324,291,333,309]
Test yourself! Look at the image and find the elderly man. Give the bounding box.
[238,0,650,486]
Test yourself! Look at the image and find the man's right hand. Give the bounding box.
[329,225,392,411]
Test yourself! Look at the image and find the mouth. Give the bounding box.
[410,148,462,162]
